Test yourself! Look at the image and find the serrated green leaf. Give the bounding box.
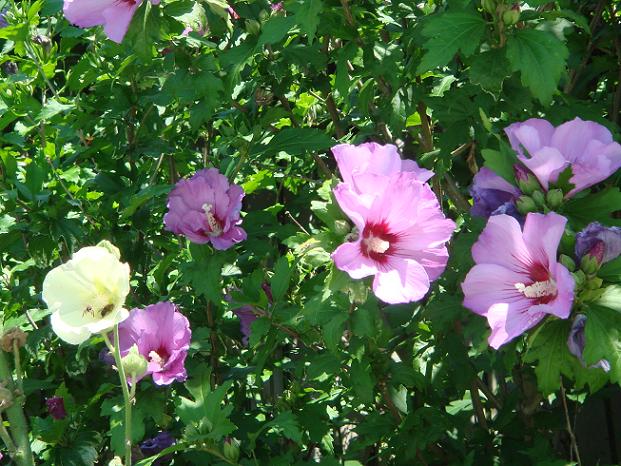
[252,128,334,157]
[564,188,621,229]
[296,0,323,44]
[418,12,486,73]
[583,305,621,384]
[270,256,291,302]
[506,29,569,104]
[469,49,511,94]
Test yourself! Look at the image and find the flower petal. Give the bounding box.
[372,258,430,304]
[332,241,378,279]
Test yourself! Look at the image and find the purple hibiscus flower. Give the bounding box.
[164,168,247,250]
[575,222,621,265]
[462,212,575,349]
[140,431,175,466]
[63,0,160,43]
[46,396,67,420]
[470,167,521,218]
[505,117,621,197]
[117,302,191,386]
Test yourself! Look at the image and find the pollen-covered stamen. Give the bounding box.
[148,350,165,368]
[202,203,223,236]
[364,235,390,254]
[515,279,558,300]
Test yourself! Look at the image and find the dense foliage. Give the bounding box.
[0,0,620,464]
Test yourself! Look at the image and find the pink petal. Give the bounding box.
[407,246,449,281]
[520,146,568,190]
[372,258,430,304]
[505,118,555,158]
[332,183,369,230]
[102,1,141,43]
[401,159,434,182]
[536,262,574,319]
[63,0,115,27]
[332,241,378,279]
[487,302,543,349]
[550,117,613,163]
[462,263,529,316]
[522,212,567,267]
[471,215,532,272]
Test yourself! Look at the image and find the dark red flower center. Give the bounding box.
[360,222,398,264]
[148,346,170,368]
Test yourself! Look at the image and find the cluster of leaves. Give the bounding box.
[0,0,620,464]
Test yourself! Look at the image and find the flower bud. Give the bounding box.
[46,396,67,420]
[0,384,13,410]
[516,195,536,214]
[121,345,148,380]
[514,165,540,195]
[572,270,586,288]
[580,253,600,276]
[0,328,27,352]
[531,190,546,208]
[481,0,496,13]
[2,61,17,75]
[223,437,240,463]
[348,280,368,304]
[586,276,603,290]
[502,4,520,26]
[559,254,576,272]
[545,189,563,209]
[246,19,261,35]
[333,220,351,236]
[96,239,121,260]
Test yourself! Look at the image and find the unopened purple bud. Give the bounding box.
[46,396,67,420]
[514,164,540,195]
[576,222,621,265]
[140,431,175,466]
[99,348,115,366]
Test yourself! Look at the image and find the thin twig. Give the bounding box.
[417,101,433,152]
[325,94,345,139]
[475,377,503,410]
[560,379,582,465]
[340,0,355,28]
[470,380,488,430]
[443,173,470,213]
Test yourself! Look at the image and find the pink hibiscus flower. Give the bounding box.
[461,212,575,349]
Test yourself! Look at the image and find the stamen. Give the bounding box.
[148,350,164,367]
[202,203,223,236]
[364,235,390,254]
[515,279,557,299]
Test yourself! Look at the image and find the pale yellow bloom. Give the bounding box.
[42,241,130,345]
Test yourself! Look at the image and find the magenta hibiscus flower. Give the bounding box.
[63,0,160,43]
[462,213,575,349]
[164,168,247,250]
[332,171,455,304]
[505,117,621,197]
[332,142,433,195]
[117,302,191,385]
[469,167,521,218]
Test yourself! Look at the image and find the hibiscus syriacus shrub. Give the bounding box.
[1,0,621,464]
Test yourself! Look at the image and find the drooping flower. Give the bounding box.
[567,314,610,372]
[505,117,621,197]
[575,222,621,265]
[462,213,575,349]
[42,241,130,345]
[332,172,455,304]
[140,431,175,466]
[164,168,247,250]
[332,142,433,195]
[46,396,67,420]
[117,302,191,386]
[63,0,160,44]
[470,167,521,218]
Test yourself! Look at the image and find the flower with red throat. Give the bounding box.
[164,168,247,250]
[461,212,575,349]
[332,171,455,304]
[117,302,191,386]
[63,0,160,43]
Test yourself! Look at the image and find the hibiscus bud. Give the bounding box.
[545,189,563,209]
[333,220,351,236]
[32,34,51,51]
[559,254,576,272]
[502,4,520,26]
[516,195,536,214]
[531,190,546,208]
[245,19,261,35]
[481,0,496,13]
[572,270,586,288]
[580,253,600,276]
[96,239,121,260]
[46,396,67,420]
[514,165,539,195]
[575,223,621,265]
[585,276,603,290]
[2,61,17,75]
[1,329,25,354]
[0,384,13,410]
[223,437,240,463]
[121,345,148,380]
[0,328,27,352]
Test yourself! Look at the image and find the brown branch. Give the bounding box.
[325,94,345,139]
[379,381,402,423]
[560,379,582,465]
[417,101,433,152]
[340,0,355,28]
[470,380,488,430]
[443,173,470,213]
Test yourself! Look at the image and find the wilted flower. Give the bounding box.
[567,314,610,372]
[63,0,160,43]
[164,168,247,250]
[332,142,433,195]
[140,431,175,466]
[470,167,521,218]
[462,213,575,349]
[505,117,621,197]
[332,171,455,304]
[117,302,191,386]
[42,241,130,345]
[46,396,67,420]
[233,306,257,346]
[575,222,621,265]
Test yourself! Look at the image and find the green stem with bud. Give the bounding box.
[104,326,133,466]
[0,351,34,466]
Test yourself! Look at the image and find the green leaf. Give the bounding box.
[258,16,295,47]
[100,398,146,456]
[583,305,621,384]
[481,144,518,183]
[418,12,486,73]
[296,0,323,44]
[468,49,511,95]
[36,99,74,121]
[600,257,621,283]
[564,188,621,229]
[506,29,569,104]
[120,185,171,220]
[252,128,334,157]
[266,411,303,442]
[350,359,374,403]
[595,285,621,312]
[323,313,348,353]
[524,319,574,394]
[270,256,291,302]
